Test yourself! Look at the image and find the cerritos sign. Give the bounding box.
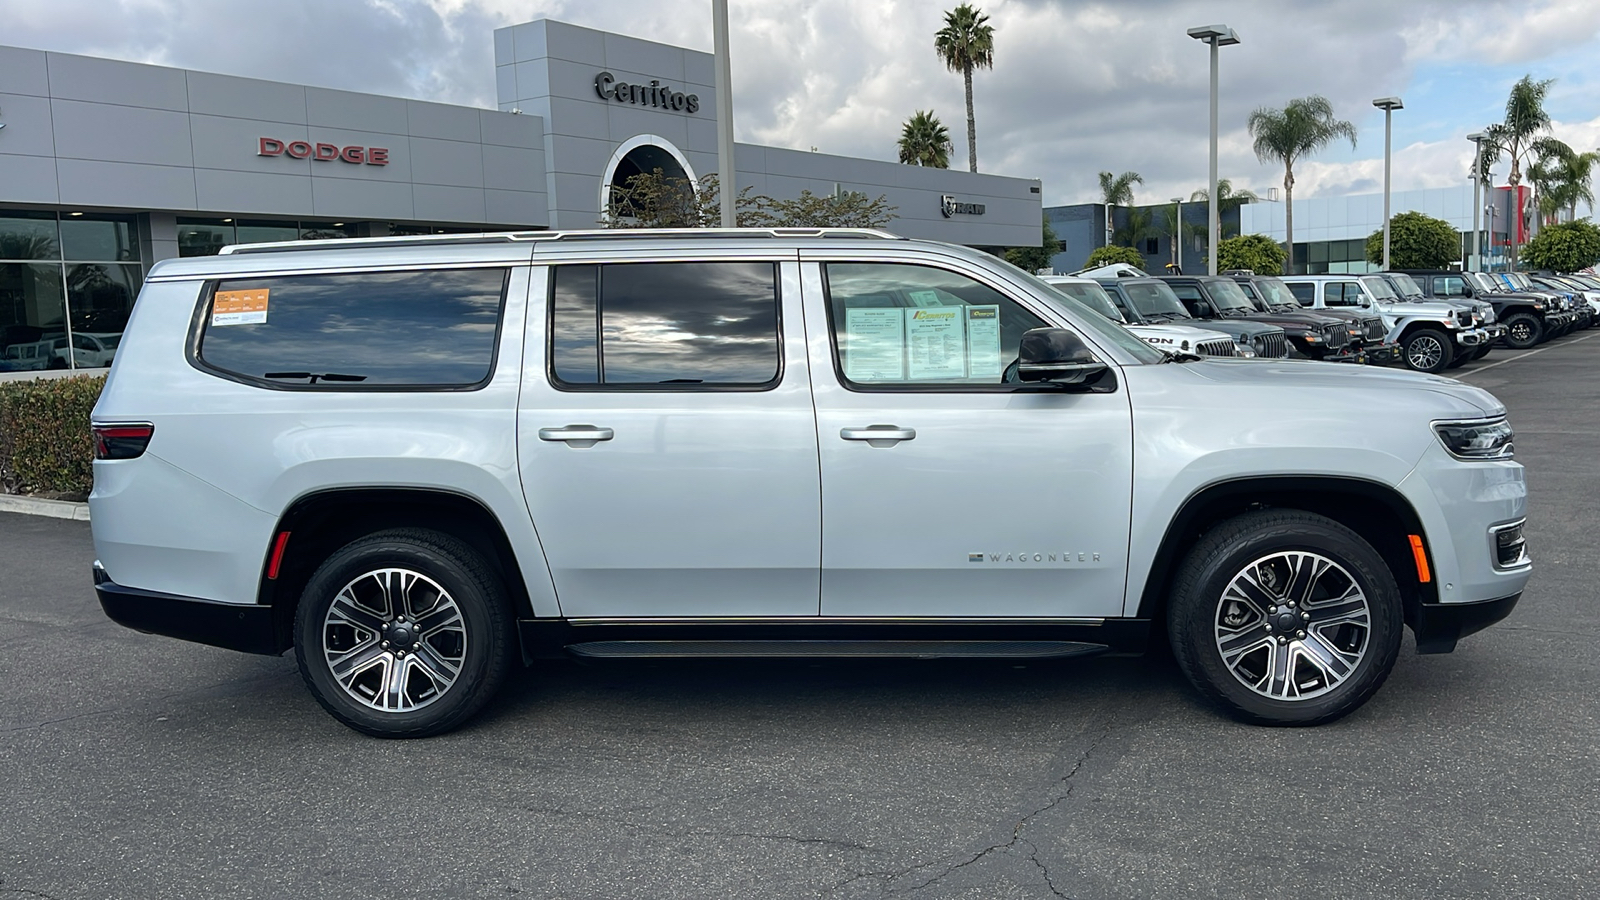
[257,138,389,166]
[941,195,986,217]
[594,71,701,114]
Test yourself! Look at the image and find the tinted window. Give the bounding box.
[1120,281,1190,318]
[549,261,781,388]
[1283,282,1315,305]
[1043,281,1124,323]
[198,268,508,388]
[824,262,1053,387]
[1326,282,1362,307]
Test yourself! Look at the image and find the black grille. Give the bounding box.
[1196,339,1235,357]
[1323,325,1349,349]
[1493,522,1528,568]
[1257,333,1289,358]
[1363,318,1386,340]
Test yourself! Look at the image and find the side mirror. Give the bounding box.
[1017,328,1111,388]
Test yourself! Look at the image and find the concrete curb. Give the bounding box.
[0,494,91,520]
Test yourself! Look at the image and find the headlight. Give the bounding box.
[1434,418,1514,460]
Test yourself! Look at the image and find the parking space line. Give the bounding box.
[1457,333,1597,377]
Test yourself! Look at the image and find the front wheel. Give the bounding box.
[1502,313,1542,349]
[1167,510,1404,726]
[294,529,515,738]
[1402,328,1454,373]
[1471,343,1492,361]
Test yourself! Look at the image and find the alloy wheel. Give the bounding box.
[1406,336,1445,370]
[1212,551,1371,701]
[321,567,468,712]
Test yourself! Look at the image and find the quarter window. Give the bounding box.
[549,261,781,389]
[823,262,1050,388]
[196,268,509,389]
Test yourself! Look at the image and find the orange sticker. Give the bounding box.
[212,288,269,326]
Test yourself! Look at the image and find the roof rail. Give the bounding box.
[218,227,905,255]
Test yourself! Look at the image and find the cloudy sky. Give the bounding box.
[6,0,1600,208]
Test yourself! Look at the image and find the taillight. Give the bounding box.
[92,423,154,460]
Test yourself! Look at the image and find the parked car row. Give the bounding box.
[0,332,120,372]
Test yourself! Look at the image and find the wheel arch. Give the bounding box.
[1135,475,1438,628]
[258,487,538,653]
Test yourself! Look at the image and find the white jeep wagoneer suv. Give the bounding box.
[90,229,1531,737]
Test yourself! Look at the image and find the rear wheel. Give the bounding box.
[1167,510,1403,726]
[294,529,515,738]
[1402,328,1454,373]
[1502,313,1542,349]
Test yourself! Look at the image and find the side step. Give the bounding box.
[566,640,1108,660]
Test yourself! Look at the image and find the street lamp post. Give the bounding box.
[1171,197,1184,272]
[1486,202,1497,272]
[1373,97,1403,270]
[1467,132,1485,272]
[712,0,737,228]
[1187,24,1240,276]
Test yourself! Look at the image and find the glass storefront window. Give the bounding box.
[299,223,352,241]
[178,219,235,257]
[0,214,62,261]
[234,221,299,245]
[60,215,140,262]
[0,262,70,371]
[67,263,139,337]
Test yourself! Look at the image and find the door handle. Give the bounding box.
[840,425,916,447]
[539,425,614,447]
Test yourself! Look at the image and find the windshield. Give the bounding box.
[1387,273,1423,298]
[1252,277,1300,307]
[1205,279,1254,311]
[1361,276,1397,300]
[1121,280,1191,319]
[1043,280,1126,323]
[1468,272,1498,292]
[1003,265,1166,364]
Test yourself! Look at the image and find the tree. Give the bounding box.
[1247,96,1357,274]
[1530,143,1597,222]
[1002,215,1060,273]
[897,110,953,168]
[935,3,995,173]
[1098,170,1143,207]
[602,171,896,229]
[1363,211,1460,269]
[1215,234,1287,276]
[1112,206,1157,248]
[1190,178,1260,236]
[1083,245,1145,269]
[1522,219,1600,272]
[1481,75,1564,270]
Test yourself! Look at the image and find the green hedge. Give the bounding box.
[0,375,106,497]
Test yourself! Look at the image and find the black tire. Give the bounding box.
[1471,343,1492,360]
[294,528,515,738]
[1166,509,1403,726]
[1401,327,1454,373]
[1502,312,1542,349]
[1445,349,1470,368]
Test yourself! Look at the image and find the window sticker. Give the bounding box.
[843,307,906,381]
[964,305,1002,377]
[908,289,945,308]
[212,288,270,326]
[905,307,966,380]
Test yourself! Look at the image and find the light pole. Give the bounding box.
[712,0,737,227]
[1171,197,1184,272]
[1486,202,1497,272]
[1187,24,1240,276]
[1467,132,1485,272]
[1373,97,1403,270]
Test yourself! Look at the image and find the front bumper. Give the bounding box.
[95,565,285,655]
[1413,593,1521,654]
[1454,327,1490,348]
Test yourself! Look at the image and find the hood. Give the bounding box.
[1377,299,1460,318]
[1126,323,1235,350]
[1188,318,1284,340]
[1186,357,1504,416]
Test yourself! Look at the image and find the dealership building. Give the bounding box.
[0,18,1041,372]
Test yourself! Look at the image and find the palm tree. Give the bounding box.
[1190,178,1261,216]
[1098,171,1143,207]
[897,110,953,168]
[1530,142,1596,223]
[1482,75,1564,269]
[1113,206,1157,249]
[934,4,994,173]
[1247,96,1357,274]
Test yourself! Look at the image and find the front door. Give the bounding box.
[800,257,1134,619]
[518,258,821,618]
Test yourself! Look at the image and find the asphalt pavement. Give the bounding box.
[2,337,1597,900]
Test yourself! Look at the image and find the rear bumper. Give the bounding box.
[95,565,285,656]
[1412,592,1521,654]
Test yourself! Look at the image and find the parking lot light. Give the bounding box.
[1188,25,1240,275]
[1468,132,1485,271]
[1373,97,1404,270]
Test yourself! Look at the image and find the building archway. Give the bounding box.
[600,135,699,223]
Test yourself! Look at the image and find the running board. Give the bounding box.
[565,639,1108,660]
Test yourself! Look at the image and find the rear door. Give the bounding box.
[517,255,822,618]
[799,252,1134,619]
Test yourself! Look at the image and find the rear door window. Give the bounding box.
[196,268,509,389]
